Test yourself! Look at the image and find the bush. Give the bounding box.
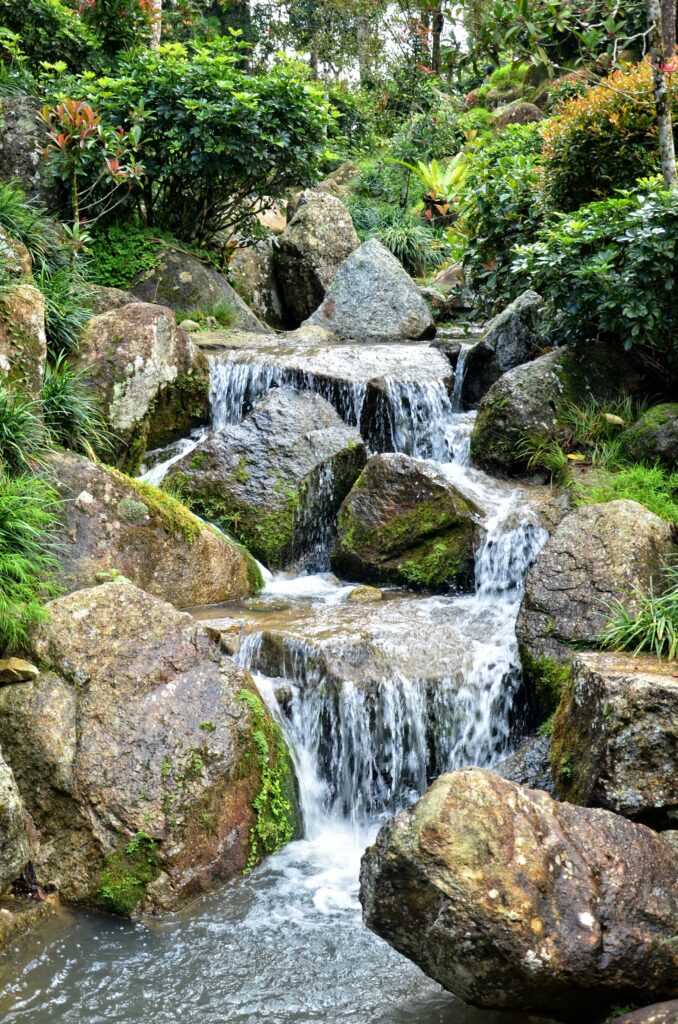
[461,123,544,312]
[42,353,111,456]
[88,222,166,289]
[390,100,466,164]
[0,471,61,652]
[0,384,48,474]
[0,0,99,68]
[541,59,675,212]
[513,181,678,372]
[599,564,678,660]
[62,39,332,241]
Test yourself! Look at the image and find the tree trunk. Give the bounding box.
[356,13,371,83]
[662,0,676,55]
[431,5,444,73]
[647,0,678,188]
[150,0,162,49]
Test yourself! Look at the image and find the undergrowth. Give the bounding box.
[42,353,112,457]
[599,564,678,660]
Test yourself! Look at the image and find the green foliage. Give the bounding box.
[0,0,100,68]
[0,384,48,474]
[64,39,332,242]
[487,62,530,89]
[37,267,92,357]
[462,123,544,312]
[237,688,296,874]
[515,434,570,484]
[79,0,152,57]
[346,197,451,276]
[42,352,111,456]
[599,564,678,660]
[97,829,159,915]
[575,464,678,524]
[88,222,165,289]
[389,100,467,164]
[513,182,678,372]
[175,299,239,330]
[541,60,670,212]
[0,471,61,653]
[108,468,203,544]
[0,27,35,97]
[521,649,572,726]
[0,180,70,277]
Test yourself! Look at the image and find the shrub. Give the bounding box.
[462,123,544,312]
[0,384,48,474]
[62,39,332,242]
[42,353,111,456]
[0,0,99,68]
[0,471,61,652]
[0,28,35,97]
[79,0,153,57]
[37,267,92,356]
[88,222,165,289]
[599,564,678,660]
[513,181,678,372]
[541,59,675,212]
[390,100,466,164]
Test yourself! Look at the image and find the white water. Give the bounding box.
[1,339,552,1024]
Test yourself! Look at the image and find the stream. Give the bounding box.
[0,340,555,1024]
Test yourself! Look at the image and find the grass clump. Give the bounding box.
[97,830,160,915]
[0,472,61,652]
[42,353,112,457]
[176,299,239,331]
[237,688,297,874]
[576,464,678,524]
[0,383,48,474]
[599,564,678,660]
[37,267,92,357]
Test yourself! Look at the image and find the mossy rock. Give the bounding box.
[619,403,678,471]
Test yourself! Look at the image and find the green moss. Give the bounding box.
[399,533,472,589]
[550,678,588,804]
[96,830,159,915]
[521,649,572,725]
[116,495,149,526]
[237,688,299,873]
[107,467,203,545]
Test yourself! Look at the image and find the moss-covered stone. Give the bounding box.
[619,403,678,470]
[96,830,160,915]
[520,647,572,729]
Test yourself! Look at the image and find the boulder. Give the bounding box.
[0,227,32,278]
[462,291,546,407]
[0,282,47,395]
[47,450,262,606]
[306,238,435,342]
[493,101,545,129]
[605,1002,678,1024]
[276,189,360,325]
[620,404,678,470]
[75,302,210,472]
[0,95,60,208]
[164,388,367,570]
[331,453,481,590]
[360,767,678,1018]
[83,284,137,316]
[229,240,285,329]
[494,735,555,795]
[551,651,678,829]
[0,583,299,913]
[516,500,674,661]
[0,751,29,892]
[130,246,270,334]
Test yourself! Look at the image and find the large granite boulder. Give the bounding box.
[331,453,481,590]
[551,651,678,829]
[0,95,60,208]
[620,403,678,470]
[0,583,299,914]
[165,388,366,570]
[83,284,137,316]
[606,1003,678,1024]
[0,751,29,892]
[306,238,435,342]
[516,500,674,661]
[462,291,545,407]
[229,240,285,329]
[275,189,360,325]
[48,451,261,606]
[131,246,270,334]
[0,282,47,395]
[75,303,210,472]
[360,768,678,1017]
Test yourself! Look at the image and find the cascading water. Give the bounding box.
[1,334,551,1024]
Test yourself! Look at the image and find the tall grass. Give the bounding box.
[42,353,112,456]
[0,383,48,474]
[37,267,92,356]
[599,564,678,660]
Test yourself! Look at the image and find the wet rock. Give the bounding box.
[0,751,29,891]
[75,303,210,472]
[0,95,60,208]
[494,735,555,795]
[606,1001,678,1024]
[130,246,271,334]
[0,227,32,278]
[516,500,674,661]
[276,190,360,325]
[360,767,678,1017]
[47,450,261,606]
[347,585,383,604]
[620,403,678,470]
[229,239,285,329]
[83,284,137,315]
[306,238,435,342]
[164,388,366,570]
[331,454,481,591]
[0,896,57,950]
[551,651,678,829]
[0,659,39,685]
[0,282,47,395]
[0,583,299,913]
[462,291,546,407]
[493,101,545,129]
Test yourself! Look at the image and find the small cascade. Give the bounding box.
[371,379,458,460]
[210,359,283,431]
[140,430,208,486]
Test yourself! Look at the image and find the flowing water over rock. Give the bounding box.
[1,336,554,1024]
